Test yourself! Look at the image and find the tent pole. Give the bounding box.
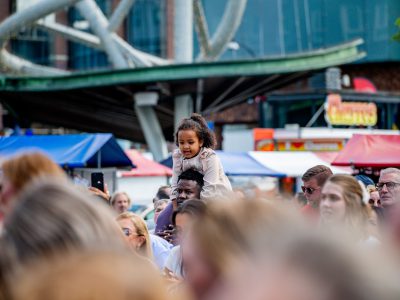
[97,150,101,169]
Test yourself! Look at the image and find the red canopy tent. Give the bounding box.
[121,150,173,177]
[332,134,400,168]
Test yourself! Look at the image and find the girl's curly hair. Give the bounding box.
[175,113,216,149]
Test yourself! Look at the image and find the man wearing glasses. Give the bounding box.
[377,168,400,209]
[301,165,333,220]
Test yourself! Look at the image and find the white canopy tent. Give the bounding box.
[249,151,351,178]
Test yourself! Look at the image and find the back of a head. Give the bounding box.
[154,186,171,201]
[1,152,66,192]
[188,198,299,278]
[180,199,207,216]
[301,165,333,186]
[172,199,207,226]
[236,230,400,300]
[355,175,375,187]
[12,251,174,300]
[1,180,126,269]
[191,199,400,300]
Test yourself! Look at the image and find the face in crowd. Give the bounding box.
[116,213,151,258]
[302,177,323,209]
[377,170,400,208]
[178,129,203,159]
[369,190,381,207]
[319,180,346,224]
[176,179,201,205]
[301,166,333,210]
[154,200,168,224]
[112,193,131,214]
[118,217,146,251]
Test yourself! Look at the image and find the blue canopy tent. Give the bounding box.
[216,151,285,177]
[0,134,133,168]
[160,151,285,177]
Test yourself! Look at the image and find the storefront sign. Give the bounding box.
[276,139,345,151]
[254,128,275,151]
[324,94,377,126]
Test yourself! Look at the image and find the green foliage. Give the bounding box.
[393,17,400,42]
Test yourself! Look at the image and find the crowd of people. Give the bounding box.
[0,114,400,300]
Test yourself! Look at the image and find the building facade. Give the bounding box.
[2,0,400,133]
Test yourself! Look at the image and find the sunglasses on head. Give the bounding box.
[301,186,319,195]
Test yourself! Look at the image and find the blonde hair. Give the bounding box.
[111,191,132,206]
[325,175,370,240]
[1,152,66,200]
[116,212,153,259]
[367,184,377,193]
[12,251,173,300]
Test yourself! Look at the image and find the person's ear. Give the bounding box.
[199,139,204,147]
[137,236,146,248]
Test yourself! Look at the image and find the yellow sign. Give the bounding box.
[324,94,377,126]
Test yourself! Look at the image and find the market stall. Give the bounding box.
[332,134,400,168]
[118,150,172,204]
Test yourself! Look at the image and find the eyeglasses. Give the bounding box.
[376,182,400,191]
[301,186,320,195]
[122,228,140,237]
[122,228,132,236]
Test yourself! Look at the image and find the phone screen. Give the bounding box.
[91,172,104,192]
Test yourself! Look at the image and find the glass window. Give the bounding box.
[126,0,166,57]
[67,0,111,71]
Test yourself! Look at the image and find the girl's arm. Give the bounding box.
[170,150,182,200]
[200,152,227,201]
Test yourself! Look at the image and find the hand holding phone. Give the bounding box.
[91,172,104,192]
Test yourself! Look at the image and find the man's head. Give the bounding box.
[152,186,171,203]
[111,192,131,214]
[301,165,333,209]
[176,169,204,205]
[378,168,400,208]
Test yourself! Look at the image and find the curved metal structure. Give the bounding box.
[0,0,248,161]
[0,0,247,75]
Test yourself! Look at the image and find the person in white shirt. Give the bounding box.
[164,200,207,279]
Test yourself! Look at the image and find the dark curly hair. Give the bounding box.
[175,113,217,149]
[178,169,204,188]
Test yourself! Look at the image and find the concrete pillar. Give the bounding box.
[134,92,168,161]
[173,0,194,130]
[173,0,193,63]
[174,94,194,130]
